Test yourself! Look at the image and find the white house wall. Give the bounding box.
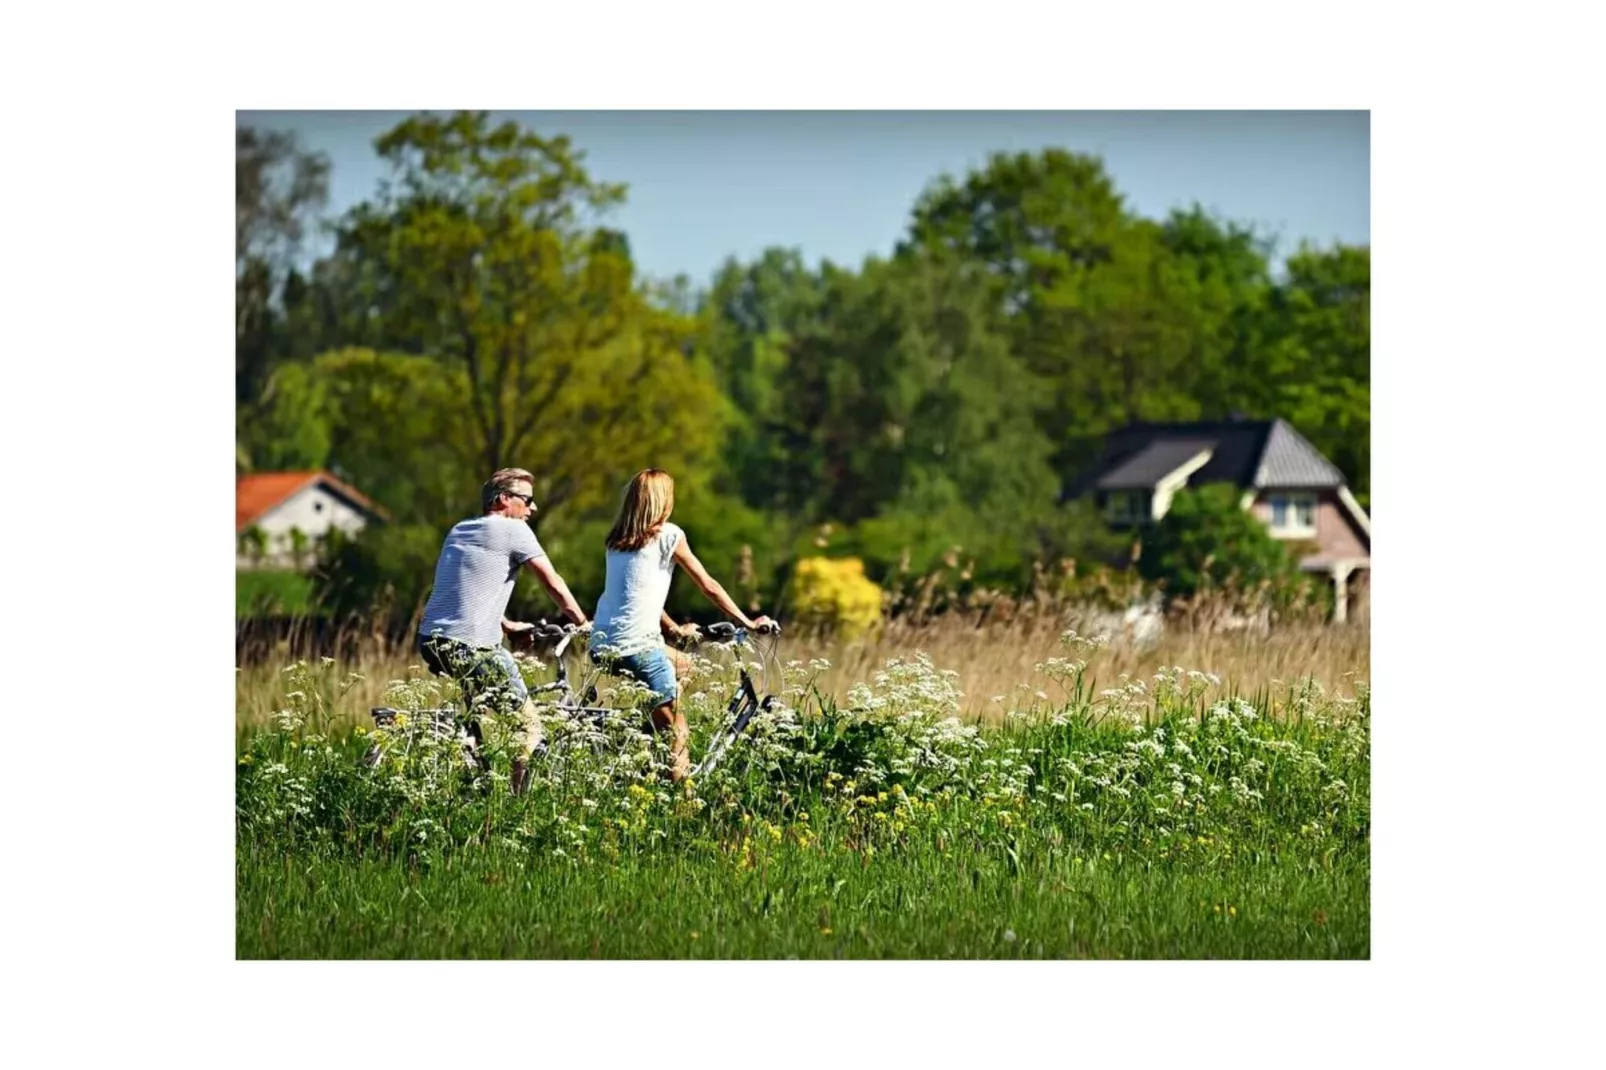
[238,484,371,568]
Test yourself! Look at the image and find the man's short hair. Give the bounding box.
[482,468,535,512]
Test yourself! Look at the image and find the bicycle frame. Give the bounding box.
[526,623,617,725]
[692,622,782,777]
[362,705,479,770]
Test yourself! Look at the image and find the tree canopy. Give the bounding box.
[237,113,1369,621]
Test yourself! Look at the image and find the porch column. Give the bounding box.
[1330,563,1352,624]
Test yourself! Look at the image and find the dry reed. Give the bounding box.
[235,608,1368,730]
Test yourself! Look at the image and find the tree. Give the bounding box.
[326,111,724,522]
[246,360,334,472]
[1157,206,1277,418]
[696,248,826,510]
[748,249,1065,591]
[1258,245,1371,503]
[285,348,472,526]
[317,523,453,631]
[1137,483,1304,606]
[903,151,1280,490]
[903,148,1127,318]
[238,526,269,569]
[286,527,313,572]
[236,127,330,405]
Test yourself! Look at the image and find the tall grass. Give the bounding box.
[237,611,1367,730]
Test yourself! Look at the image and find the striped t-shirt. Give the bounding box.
[419,515,547,648]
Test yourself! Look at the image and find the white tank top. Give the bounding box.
[589,523,683,656]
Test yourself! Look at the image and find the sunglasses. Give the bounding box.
[503,491,536,508]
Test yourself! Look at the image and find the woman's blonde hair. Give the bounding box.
[606,469,675,551]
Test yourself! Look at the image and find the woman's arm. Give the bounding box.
[672,537,771,631]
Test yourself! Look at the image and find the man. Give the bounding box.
[417,467,589,794]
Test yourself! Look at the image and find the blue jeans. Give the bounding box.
[417,633,529,716]
[590,644,679,706]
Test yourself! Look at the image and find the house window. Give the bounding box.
[1268,493,1317,536]
[1106,490,1150,524]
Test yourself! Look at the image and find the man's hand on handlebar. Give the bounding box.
[503,619,537,648]
[514,619,591,650]
[749,615,778,634]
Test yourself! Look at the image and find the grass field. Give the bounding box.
[238,838,1365,958]
[236,626,1369,959]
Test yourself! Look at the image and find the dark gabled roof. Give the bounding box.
[1069,418,1347,497]
[1256,420,1347,487]
[1095,439,1216,490]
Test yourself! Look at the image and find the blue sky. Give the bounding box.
[238,110,1368,285]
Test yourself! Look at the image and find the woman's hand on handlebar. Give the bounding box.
[699,617,779,644]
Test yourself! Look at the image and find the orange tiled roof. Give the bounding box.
[236,470,387,532]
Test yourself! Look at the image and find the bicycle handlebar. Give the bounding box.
[528,619,776,647]
[702,620,781,643]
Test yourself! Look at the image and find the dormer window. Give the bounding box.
[1106,490,1150,524]
[1268,492,1316,536]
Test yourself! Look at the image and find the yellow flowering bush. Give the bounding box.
[786,556,885,638]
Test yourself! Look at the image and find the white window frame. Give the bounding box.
[1267,492,1317,537]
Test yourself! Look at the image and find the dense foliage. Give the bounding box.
[236,112,1369,626]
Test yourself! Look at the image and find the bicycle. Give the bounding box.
[362,620,785,783]
[361,625,606,774]
[523,618,785,779]
[689,620,784,777]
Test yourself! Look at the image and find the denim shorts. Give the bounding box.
[590,644,679,706]
[417,633,529,716]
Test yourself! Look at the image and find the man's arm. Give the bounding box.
[661,610,699,644]
[523,555,589,627]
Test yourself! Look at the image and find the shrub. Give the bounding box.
[786,556,885,638]
[236,569,319,617]
[1136,483,1307,611]
[316,523,448,632]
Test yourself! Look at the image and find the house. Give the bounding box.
[1069,418,1370,622]
[236,470,387,570]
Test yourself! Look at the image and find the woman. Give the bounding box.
[590,469,774,781]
